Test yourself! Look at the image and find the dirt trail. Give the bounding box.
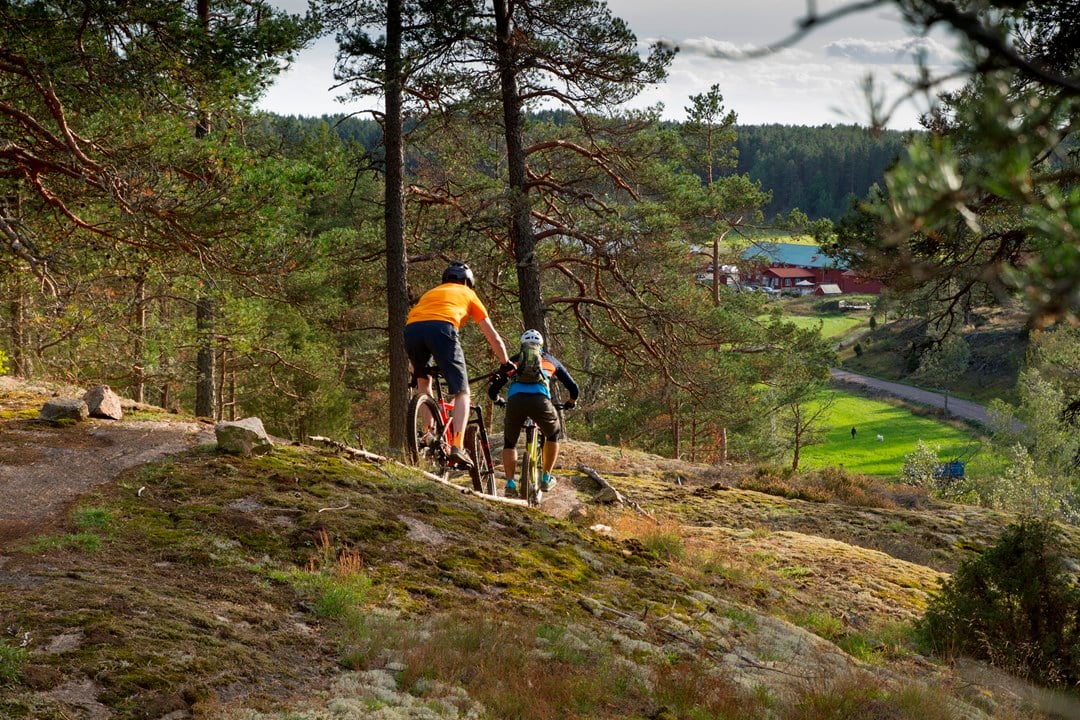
[830,367,993,426]
[1,378,584,546]
[0,382,215,545]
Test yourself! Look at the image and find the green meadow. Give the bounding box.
[781,313,865,339]
[795,391,987,477]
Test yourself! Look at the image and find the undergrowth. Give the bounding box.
[739,465,930,509]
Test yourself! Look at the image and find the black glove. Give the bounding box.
[564,399,576,409]
[498,361,516,377]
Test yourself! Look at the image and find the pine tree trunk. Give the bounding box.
[494,0,545,334]
[158,293,171,409]
[385,0,411,453]
[133,275,146,403]
[9,274,29,378]
[195,297,215,418]
[193,0,215,419]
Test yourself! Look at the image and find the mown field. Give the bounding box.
[779,312,866,339]
[795,391,988,477]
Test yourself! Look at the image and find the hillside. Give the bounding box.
[1,380,1076,719]
[834,307,1029,405]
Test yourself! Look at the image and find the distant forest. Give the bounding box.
[735,124,911,220]
[264,113,912,222]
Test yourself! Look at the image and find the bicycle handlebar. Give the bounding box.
[421,365,500,384]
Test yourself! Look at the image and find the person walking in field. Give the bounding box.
[851,426,857,439]
[488,329,579,495]
[405,261,513,468]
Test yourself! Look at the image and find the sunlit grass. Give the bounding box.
[0,640,27,683]
[780,313,866,339]
[796,391,986,477]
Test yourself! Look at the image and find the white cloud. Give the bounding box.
[619,38,934,128]
[258,1,959,129]
[825,36,959,66]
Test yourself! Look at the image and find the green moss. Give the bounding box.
[73,506,112,530]
[21,532,102,554]
[0,408,40,420]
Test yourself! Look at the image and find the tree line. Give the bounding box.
[269,114,911,222]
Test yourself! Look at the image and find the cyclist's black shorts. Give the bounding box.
[502,393,562,449]
[404,320,469,395]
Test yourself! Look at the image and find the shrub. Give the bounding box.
[921,518,1080,687]
[0,640,27,684]
[853,343,863,357]
[901,441,940,488]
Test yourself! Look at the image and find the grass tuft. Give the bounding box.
[0,640,27,684]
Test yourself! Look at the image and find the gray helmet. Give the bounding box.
[441,261,475,288]
[520,329,543,346]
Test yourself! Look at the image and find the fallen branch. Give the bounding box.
[577,463,656,522]
[309,436,527,507]
[420,467,528,507]
[309,436,387,463]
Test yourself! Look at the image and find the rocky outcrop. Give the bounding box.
[83,385,123,420]
[39,398,89,422]
[215,417,273,456]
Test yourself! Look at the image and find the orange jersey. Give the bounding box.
[406,283,489,329]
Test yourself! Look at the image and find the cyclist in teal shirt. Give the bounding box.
[489,330,579,495]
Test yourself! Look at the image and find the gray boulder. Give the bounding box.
[83,385,123,420]
[215,417,273,456]
[40,398,89,422]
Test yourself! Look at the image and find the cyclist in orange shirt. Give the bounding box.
[405,261,512,468]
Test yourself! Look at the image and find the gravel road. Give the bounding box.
[830,368,993,426]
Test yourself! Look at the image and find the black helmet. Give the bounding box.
[442,261,475,288]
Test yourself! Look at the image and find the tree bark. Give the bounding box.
[158,292,171,409]
[195,296,215,418]
[132,274,146,403]
[193,0,216,419]
[385,0,411,453]
[494,0,545,334]
[9,273,29,378]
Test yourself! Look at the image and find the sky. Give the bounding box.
[258,1,963,129]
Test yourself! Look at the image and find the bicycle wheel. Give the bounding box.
[464,424,495,494]
[527,449,542,506]
[407,394,445,468]
[519,447,534,504]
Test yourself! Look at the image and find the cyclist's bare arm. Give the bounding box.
[477,317,510,364]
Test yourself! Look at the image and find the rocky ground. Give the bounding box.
[1,377,1076,719]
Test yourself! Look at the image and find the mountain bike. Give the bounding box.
[498,399,569,507]
[406,366,497,496]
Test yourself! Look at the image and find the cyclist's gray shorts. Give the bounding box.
[502,393,561,449]
[404,320,469,395]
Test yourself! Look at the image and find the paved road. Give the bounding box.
[830,368,993,426]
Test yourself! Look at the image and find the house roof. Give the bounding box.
[764,267,816,279]
[742,242,845,270]
[816,284,843,294]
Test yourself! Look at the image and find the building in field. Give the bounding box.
[740,242,882,294]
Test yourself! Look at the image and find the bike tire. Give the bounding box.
[529,449,542,506]
[464,424,495,494]
[520,447,534,504]
[406,394,445,469]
